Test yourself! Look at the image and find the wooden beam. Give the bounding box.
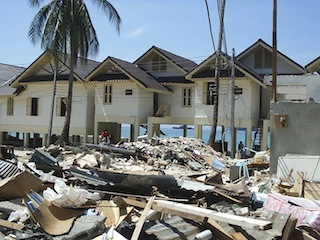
[231,232,248,240]
[154,199,272,230]
[131,196,155,240]
[206,218,235,240]
[123,198,272,230]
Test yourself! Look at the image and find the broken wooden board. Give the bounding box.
[231,232,248,240]
[304,181,320,200]
[131,196,155,240]
[0,219,24,230]
[123,198,272,230]
[96,200,133,228]
[154,199,272,230]
[206,218,235,240]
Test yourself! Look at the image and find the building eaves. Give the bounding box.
[110,57,171,93]
[156,76,194,85]
[305,56,320,74]
[152,46,198,73]
[134,46,198,74]
[19,74,78,83]
[237,39,307,74]
[90,73,129,81]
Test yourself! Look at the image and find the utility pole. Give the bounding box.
[272,0,277,102]
[207,0,227,147]
[230,48,236,158]
[47,66,58,147]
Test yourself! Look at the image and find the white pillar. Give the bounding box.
[23,133,30,148]
[147,121,153,140]
[133,120,140,141]
[43,134,48,146]
[194,125,202,140]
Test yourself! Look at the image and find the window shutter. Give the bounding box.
[26,97,31,115]
[56,97,61,116]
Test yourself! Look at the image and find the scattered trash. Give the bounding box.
[0,137,318,239]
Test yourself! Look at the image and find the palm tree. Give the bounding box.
[28,0,121,145]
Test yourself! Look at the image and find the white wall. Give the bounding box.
[94,81,154,124]
[264,74,320,101]
[157,85,195,118]
[0,82,92,136]
[193,77,260,121]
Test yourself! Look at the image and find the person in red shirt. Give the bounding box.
[100,129,111,144]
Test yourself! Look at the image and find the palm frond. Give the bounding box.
[91,0,121,34]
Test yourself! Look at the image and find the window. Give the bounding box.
[206,82,216,105]
[27,97,38,116]
[182,88,192,107]
[7,97,14,116]
[152,55,167,72]
[104,85,112,104]
[56,97,67,116]
[125,89,133,96]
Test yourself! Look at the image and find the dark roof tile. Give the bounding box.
[110,57,170,92]
[152,46,198,73]
[156,76,194,84]
[0,63,25,95]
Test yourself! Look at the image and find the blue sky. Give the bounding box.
[1,1,320,67]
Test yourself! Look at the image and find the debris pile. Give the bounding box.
[0,137,318,239]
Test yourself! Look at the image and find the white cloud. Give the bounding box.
[127,27,145,38]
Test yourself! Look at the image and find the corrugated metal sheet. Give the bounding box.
[145,216,200,240]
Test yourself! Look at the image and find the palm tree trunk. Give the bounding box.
[56,54,75,146]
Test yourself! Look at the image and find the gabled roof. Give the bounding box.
[237,39,307,74]
[0,63,25,95]
[134,46,198,74]
[87,57,171,94]
[186,52,266,88]
[305,56,320,74]
[11,51,100,88]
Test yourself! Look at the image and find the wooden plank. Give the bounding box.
[231,232,248,240]
[124,198,272,230]
[154,199,272,230]
[206,218,235,240]
[286,171,304,197]
[123,197,205,222]
[0,219,24,230]
[131,196,155,240]
[282,217,297,240]
[304,181,320,200]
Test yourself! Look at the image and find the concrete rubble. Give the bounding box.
[0,137,318,239]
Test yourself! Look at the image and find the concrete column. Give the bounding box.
[194,125,202,139]
[246,126,251,150]
[82,134,87,144]
[43,134,48,146]
[133,121,140,142]
[0,132,3,145]
[94,122,98,144]
[261,119,270,150]
[147,120,153,139]
[23,133,30,149]
[129,124,134,142]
